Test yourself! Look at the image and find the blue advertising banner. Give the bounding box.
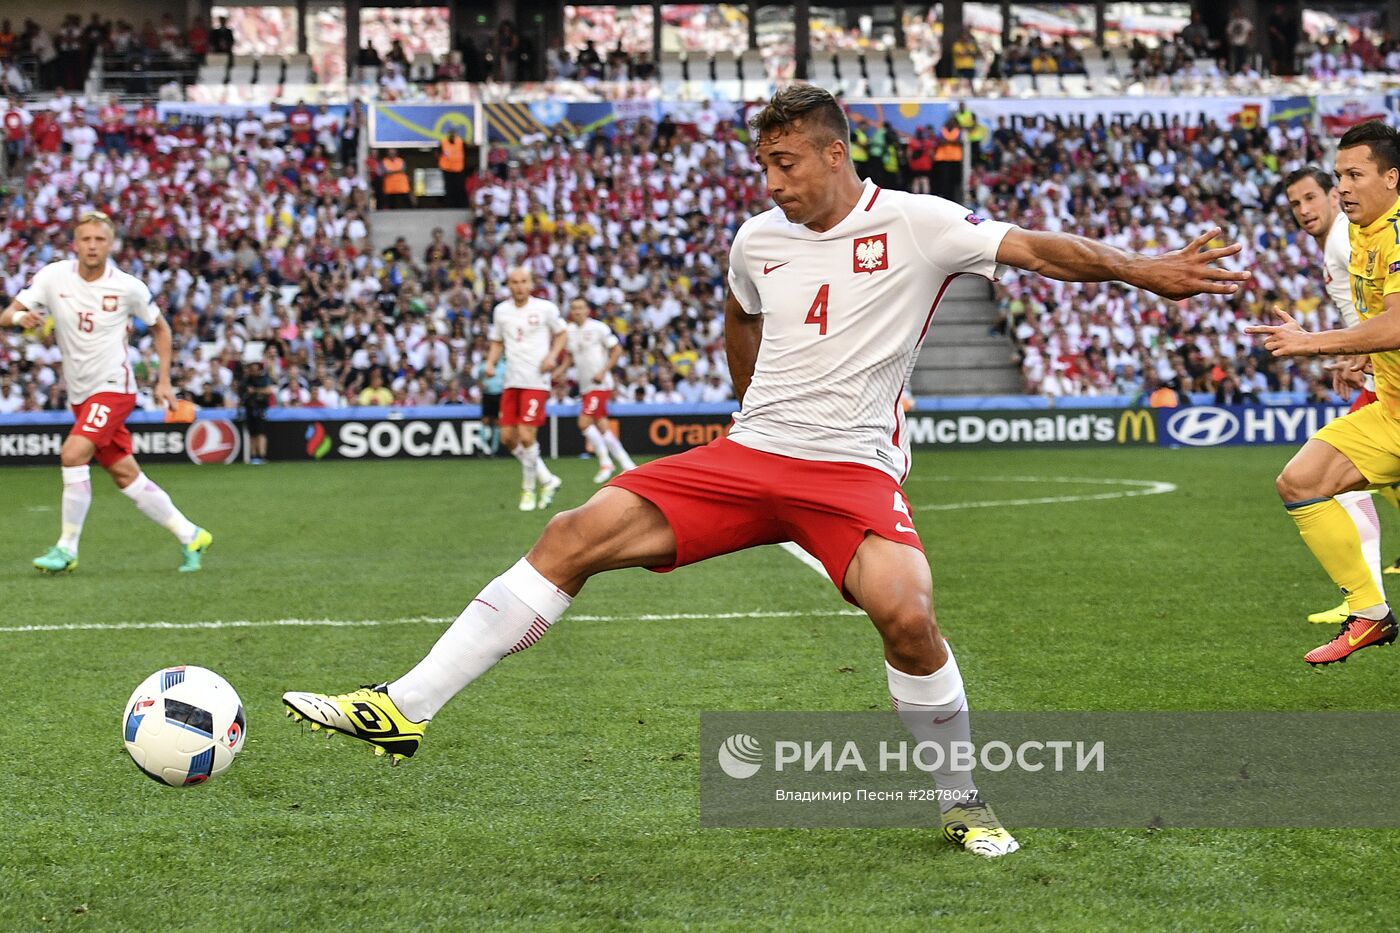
[1269,95,1315,128]
[369,102,476,148]
[1156,404,1348,448]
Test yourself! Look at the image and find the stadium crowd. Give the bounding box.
[0,83,1375,416]
[973,114,1342,402]
[0,98,752,415]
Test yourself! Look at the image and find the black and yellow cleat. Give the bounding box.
[942,793,1021,858]
[282,684,427,763]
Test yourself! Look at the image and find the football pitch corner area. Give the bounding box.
[4,448,1400,930]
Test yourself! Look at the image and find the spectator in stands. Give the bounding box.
[439,128,467,209]
[1227,8,1254,74]
[209,16,234,56]
[380,148,411,209]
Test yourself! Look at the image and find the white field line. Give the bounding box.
[0,607,864,635]
[776,476,1177,578]
[912,475,1177,511]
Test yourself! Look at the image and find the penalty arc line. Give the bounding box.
[777,476,1177,577]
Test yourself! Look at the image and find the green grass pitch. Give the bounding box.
[3,447,1398,930]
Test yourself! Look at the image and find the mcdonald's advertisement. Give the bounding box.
[369,102,476,148]
[902,405,1350,449]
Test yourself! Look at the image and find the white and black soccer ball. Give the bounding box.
[122,666,246,786]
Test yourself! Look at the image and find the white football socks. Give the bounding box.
[58,464,92,554]
[532,444,555,483]
[582,424,613,470]
[120,472,198,545]
[1337,490,1384,593]
[388,558,573,722]
[603,432,635,470]
[886,648,979,813]
[513,444,538,492]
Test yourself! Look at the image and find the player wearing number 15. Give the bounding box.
[284,85,1245,857]
[484,267,566,512]
[0,211,212,574]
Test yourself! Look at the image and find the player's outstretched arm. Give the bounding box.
[996,226,1249,301]
[0,299,41,329]
[724,291,761,405]
[1246,297,1400,357]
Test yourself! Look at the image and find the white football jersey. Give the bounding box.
[489,296,565,391]
[727,180,1014,481]
[1322,211,1374,392]
[1324,212,1357,326]
[566,317,619,393]
[16,259,160,404]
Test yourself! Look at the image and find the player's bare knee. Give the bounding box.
[1275,468,1314,503]
[530,507,604,579]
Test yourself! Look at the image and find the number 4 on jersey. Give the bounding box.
[805,284,830,335]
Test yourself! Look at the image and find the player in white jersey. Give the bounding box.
[0,211,212,573]
[561,297,636,483]
[1285,167,1396,624]
[484,266,567,511]
[285,86,1246,857]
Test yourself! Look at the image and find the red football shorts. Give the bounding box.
[608,437,923,605]
[1351,388,1379,412]
[500,388,548,427]
[70,392,137,467]
[581,390,609,419]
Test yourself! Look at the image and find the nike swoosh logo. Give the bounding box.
[932,704,965,725]
[763,261,789,275]
[895,522,917,534]
[1349,622,1381,646]
[81,425,99,432]
[59,293,71,297]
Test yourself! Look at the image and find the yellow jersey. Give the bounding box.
[1349,196,1400,416]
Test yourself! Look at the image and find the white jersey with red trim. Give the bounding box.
[565,317,619,393]
[489,296,565,391]
[1322,211,1374,392]
[16,259,160,404]
[726,180,1014,481]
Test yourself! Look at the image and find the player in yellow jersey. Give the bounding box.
[1249,121,1400,665]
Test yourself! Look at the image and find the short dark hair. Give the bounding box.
[748,84,850,151]
[1338,120,1400,175]
[1283,166,1333,193]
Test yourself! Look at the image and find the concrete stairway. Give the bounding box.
[911,275,1022,396]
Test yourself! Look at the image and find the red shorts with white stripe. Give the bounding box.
[70,392,136,467]
[607,437,921,605]
[500,388,548,427]
[581,390,609,419]
[1350,388,1379,412]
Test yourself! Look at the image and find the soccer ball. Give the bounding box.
[122,666,246,786]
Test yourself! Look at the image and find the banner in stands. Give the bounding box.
[964,96,1267,131]
[0,418,240,466]
[157,101,269,123]
[1315,94,1389,135]
[1269,95,1315,128]
[845,101,953,136]
[369,102,476,148]
[481,100,664,144]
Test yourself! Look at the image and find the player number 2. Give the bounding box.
[805,284,830,336]
[78,311,94,332]
[524,398,540,420]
